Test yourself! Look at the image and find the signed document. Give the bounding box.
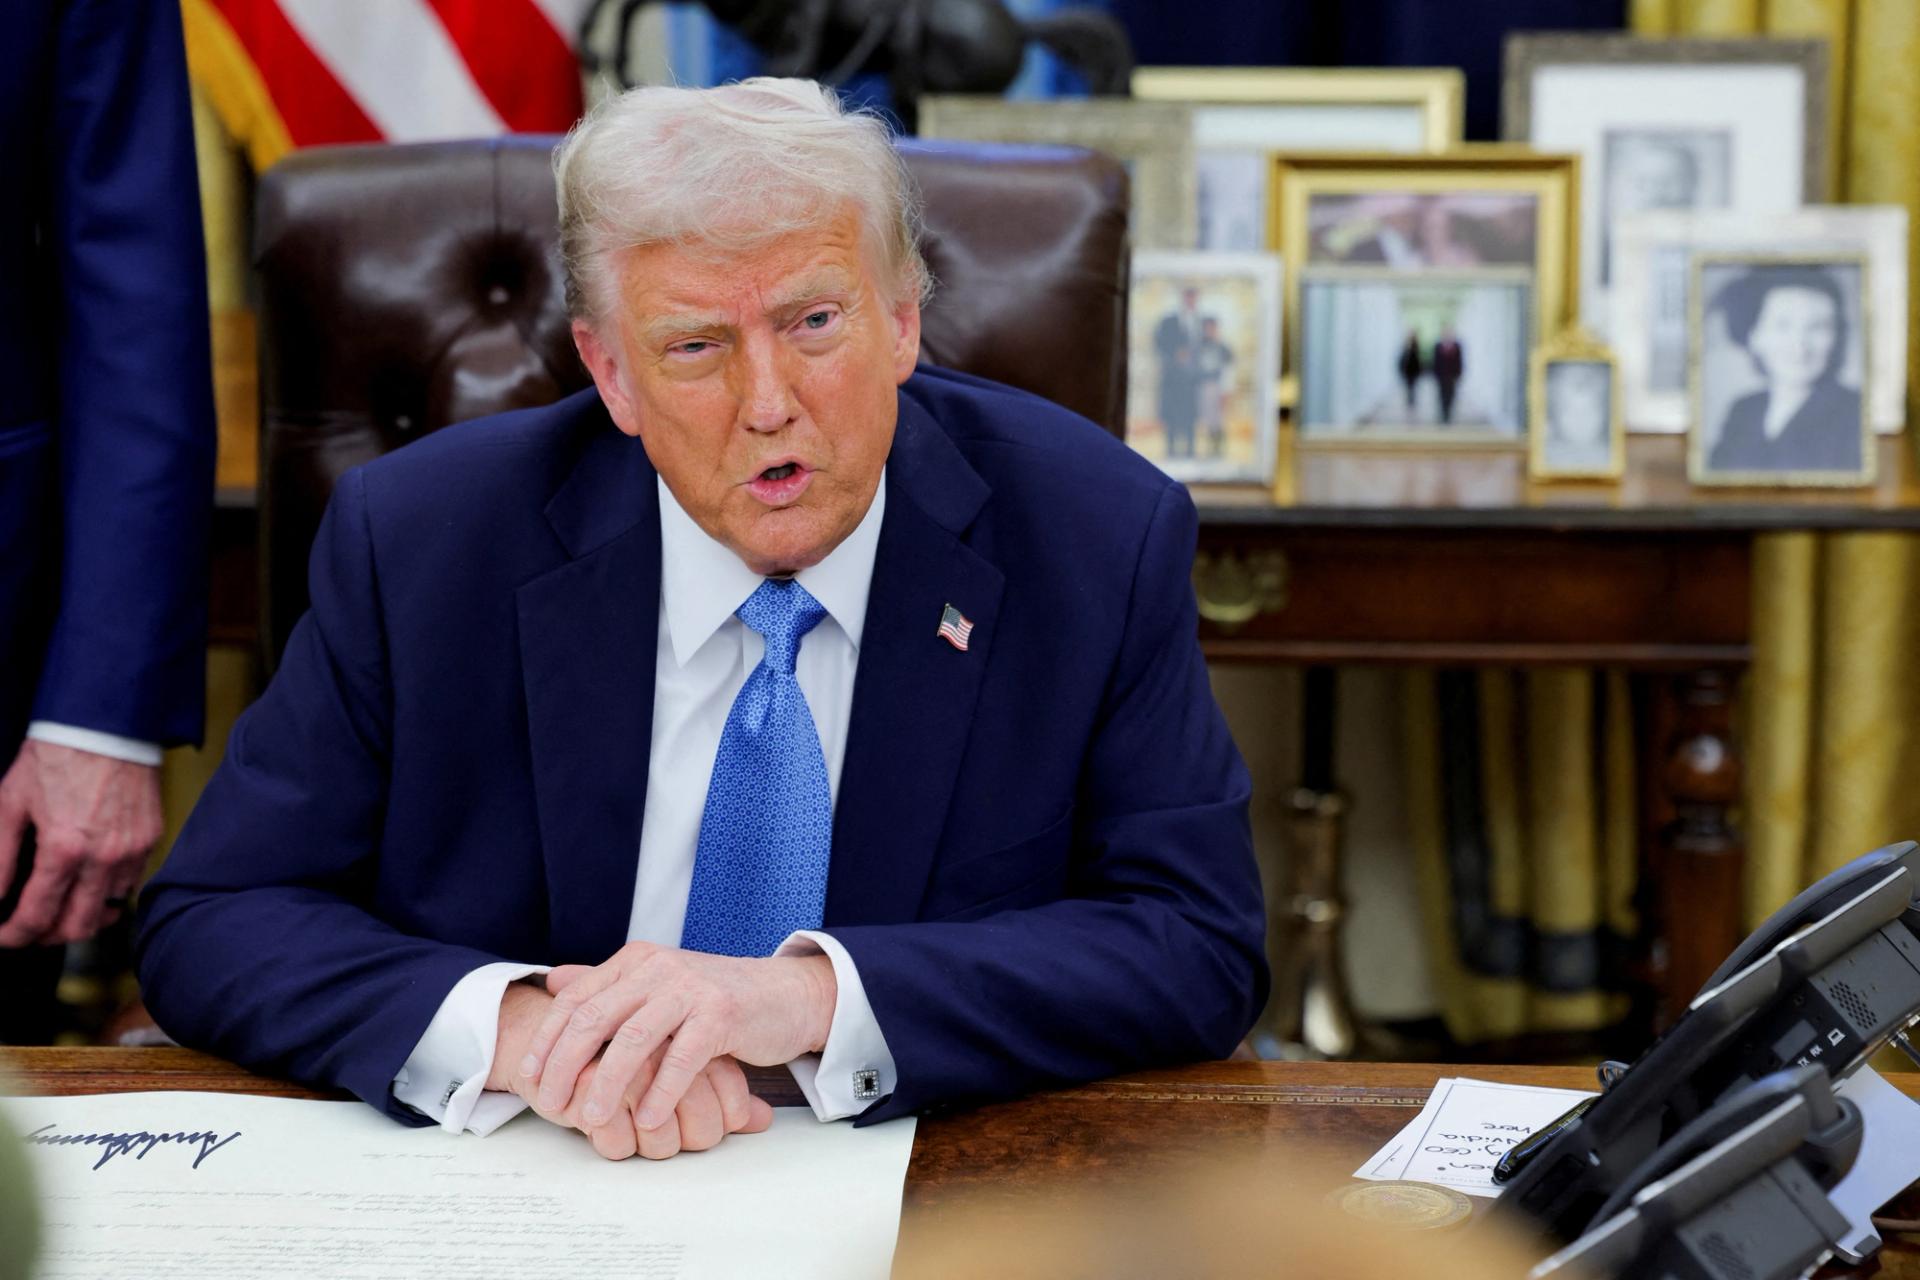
[1,1091,916,1279]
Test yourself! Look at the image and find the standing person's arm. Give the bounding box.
[0,0,215,946]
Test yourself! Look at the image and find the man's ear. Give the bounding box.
[890,295,922,385]
[572,319,643,438]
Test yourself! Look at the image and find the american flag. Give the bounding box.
[180,0,592,172]
[937,604,974,652]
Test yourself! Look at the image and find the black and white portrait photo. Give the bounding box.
[1692,257,1872,485]
[1298,276,1529,441]
[1600,128,1731,282]
[1534,358,1619,477]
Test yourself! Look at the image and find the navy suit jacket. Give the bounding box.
[0,0,213,753]
[137,367,1268,1124]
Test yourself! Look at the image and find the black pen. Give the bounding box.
[1492,1095,1599,1184]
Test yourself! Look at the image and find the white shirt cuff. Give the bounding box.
[775,929,896,1121]
[391,960,550,1136]
[25,721,163,767]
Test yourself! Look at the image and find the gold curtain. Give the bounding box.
[1633,0,1920,926]
[1405,670,1637,1044]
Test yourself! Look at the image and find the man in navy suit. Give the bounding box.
[1,0,214,1040]
[138,78,1264,1159]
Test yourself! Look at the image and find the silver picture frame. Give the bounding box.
[1502,33,1830,342]
[1614,205,1908,434]
[916,96,1197,250]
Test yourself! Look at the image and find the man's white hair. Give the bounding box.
[553,78,931,326]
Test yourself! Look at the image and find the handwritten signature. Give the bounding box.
[26,1125,241,1171]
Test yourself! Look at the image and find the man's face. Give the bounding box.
[1617,144,1697,212]
[1548,364,1609,444]
[574,208,920,576]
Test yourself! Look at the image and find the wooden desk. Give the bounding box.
[6,1049,1918,1275]
[1193,432,1920,1024]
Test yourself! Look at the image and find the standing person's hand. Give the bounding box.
[0,740,161,946]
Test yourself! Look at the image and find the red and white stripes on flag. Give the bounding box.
[181,0,593,172]
[937,604,975,652]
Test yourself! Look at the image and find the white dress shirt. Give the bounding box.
[393,474,898,1135]
[24,722,161,766]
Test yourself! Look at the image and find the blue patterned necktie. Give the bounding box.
[680,578,834,957]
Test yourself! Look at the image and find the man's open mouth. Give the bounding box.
[760,462,800,481]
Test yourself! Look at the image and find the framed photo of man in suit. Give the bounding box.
[1125,251,1282,484]
[1502,33,1829,343]
[1689,253,1873,488]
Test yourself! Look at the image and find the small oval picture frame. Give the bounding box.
[1528,328,1624,482]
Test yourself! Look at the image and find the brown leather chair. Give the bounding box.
[254,135,1131,665]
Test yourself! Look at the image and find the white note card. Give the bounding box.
[1830,1066,1920,1263]
[1354,1077,1598,1197]
[2,1091,916,1279]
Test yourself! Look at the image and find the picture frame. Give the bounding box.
[915,96,1196,249]
[1502,34,1830,341]
[1529,328,1624,481]
[1126,251,1282,485]
[1688,251,1873,489]
[1272,150,1579,447]
[1132,68,1464,251]
[1612,206,1908,433]
[1293,272,1533,447]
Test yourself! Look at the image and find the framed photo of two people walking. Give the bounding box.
[1273,149,1579,447]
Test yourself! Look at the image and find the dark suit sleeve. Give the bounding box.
[136,471,508,1121]
[30,0,215,744]
[832,483,1268,1123]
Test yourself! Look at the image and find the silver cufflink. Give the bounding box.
[852,1069,879,1100]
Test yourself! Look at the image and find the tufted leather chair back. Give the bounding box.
[254,135,1131,666]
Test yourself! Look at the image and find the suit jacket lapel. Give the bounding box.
[826,391,1005,925]
[517,411,661,964]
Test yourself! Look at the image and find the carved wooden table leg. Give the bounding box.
[1651,668,1745,1025]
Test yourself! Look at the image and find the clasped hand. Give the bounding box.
[495,941,837,1160]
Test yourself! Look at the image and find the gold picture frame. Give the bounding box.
[1528,328,1624,482]
[1274,149,1581,448]
[1688,251,1874,489]
[916,96,1196,249]
[1132,67,1465,153]
[1133,68,1464,253]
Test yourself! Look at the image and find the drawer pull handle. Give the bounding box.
[1193,550,1289,631]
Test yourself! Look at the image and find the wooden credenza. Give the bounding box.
[1190,433,1920,1022]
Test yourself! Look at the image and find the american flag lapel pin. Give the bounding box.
[936,603,974,651]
